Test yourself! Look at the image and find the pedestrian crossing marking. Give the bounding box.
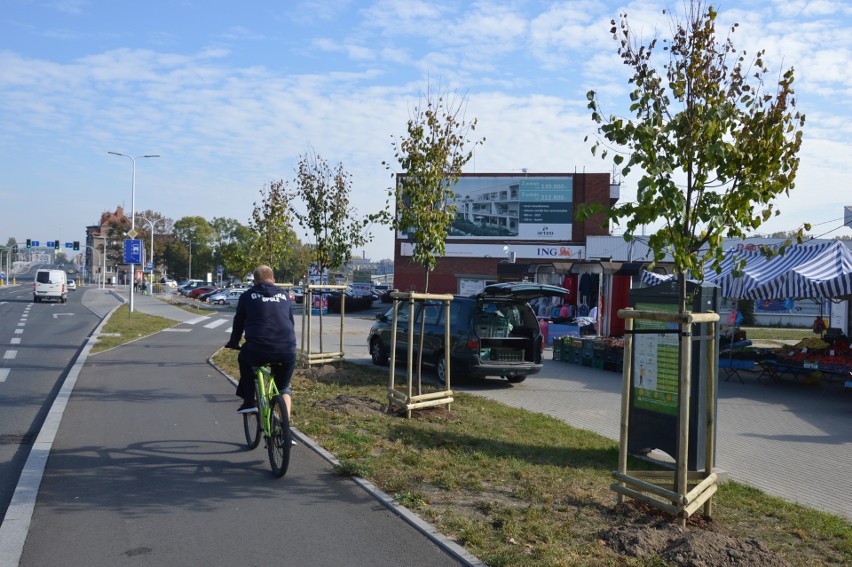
[204,319,227,329]
[0,368,8,382]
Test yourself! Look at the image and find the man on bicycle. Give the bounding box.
[225,265,297,417]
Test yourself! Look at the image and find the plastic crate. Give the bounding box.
[491,348,524,362]
[592,358,605,369]
[566,345,581,364]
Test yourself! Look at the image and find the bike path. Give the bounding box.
[11,291,474,566]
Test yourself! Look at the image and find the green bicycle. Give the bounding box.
[243,365,292,477]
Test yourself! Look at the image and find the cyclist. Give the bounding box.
[225,265,297,418]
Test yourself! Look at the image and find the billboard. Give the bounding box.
[399,175,574,241]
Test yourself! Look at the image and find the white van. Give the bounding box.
[33,269,68,303]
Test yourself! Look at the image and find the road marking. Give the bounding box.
[204,319,227,329]
[0,368,8,382]
[184,316,209,325]
[163,328,192,333]
[52,313,75,319]
[14,329,23,334]
[11,338,21,345]
[4,350,17,360]
[17,322,25,326]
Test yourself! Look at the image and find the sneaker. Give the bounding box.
[237,400,258,414]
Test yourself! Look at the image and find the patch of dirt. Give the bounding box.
[299,364,364,383]
[600,503,792,567]
[311,394,389,416]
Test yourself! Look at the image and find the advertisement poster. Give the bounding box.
[633,302,680,416]
[399,175,574,241]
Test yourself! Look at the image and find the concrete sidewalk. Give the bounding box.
[81,287,216,323]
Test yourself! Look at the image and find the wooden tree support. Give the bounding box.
[299,284,348,367]
[615,308,720,527]
[386,292,455,418]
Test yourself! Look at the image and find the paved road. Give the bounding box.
[2,288,475,567]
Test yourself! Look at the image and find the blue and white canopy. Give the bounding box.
[640,241,852,300]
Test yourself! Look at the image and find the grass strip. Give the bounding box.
[212,349,851,566]
[89,304,176,353]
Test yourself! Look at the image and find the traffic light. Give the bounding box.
[54,240,60,250]
[12,244,18,253]
[26,239,31,249]
[73,241,80,251]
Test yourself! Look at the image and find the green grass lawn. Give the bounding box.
[212,349,850,566]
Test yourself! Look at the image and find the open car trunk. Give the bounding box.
[474,298,543,365]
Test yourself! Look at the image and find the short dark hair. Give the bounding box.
[253,265,274,283]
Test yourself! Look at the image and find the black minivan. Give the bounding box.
[367,282,569,384]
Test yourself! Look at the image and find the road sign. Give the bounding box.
[123,239,143,264]
[65,242,73,248]
[31,240,40,247]
[128,229,138,238]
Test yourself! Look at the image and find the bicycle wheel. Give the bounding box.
[243,380,262,449]
[243,408,261,449]
[267,395,292,477]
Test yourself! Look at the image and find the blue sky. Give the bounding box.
[2,0,851,262]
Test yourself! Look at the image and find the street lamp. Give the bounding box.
[140,216,162,293]
[108,151,159,312]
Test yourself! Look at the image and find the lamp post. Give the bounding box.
[140,216,162,294]
[108,151,159,313]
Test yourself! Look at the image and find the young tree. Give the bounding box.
[382,84,484,392]
[248,180,298,274]
[382,84,484,292]
[292,150,372,350]
[584,2,807,312]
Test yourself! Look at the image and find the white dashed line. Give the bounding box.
[204,319,227,329]
[11,338,21,345]
[17,322,25,327]
[184,316,209,325]
[14,329,23,334]
[0,368,9,382]
[4,350,17,360]
[163,328,192,333]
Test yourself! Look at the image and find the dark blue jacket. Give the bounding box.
[227,282,296,355]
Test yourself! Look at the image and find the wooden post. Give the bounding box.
[704,315,718,518]
[617,308,635,504]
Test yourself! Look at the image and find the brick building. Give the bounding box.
[393,172,617,294]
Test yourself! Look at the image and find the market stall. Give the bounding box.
[640,241,852,385]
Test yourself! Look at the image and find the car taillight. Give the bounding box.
[467,338,479,349]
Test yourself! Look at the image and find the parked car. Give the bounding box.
[207,288,245,305]
[367,282,569,384]
[180,280,213,296]
[197,288,223,302]
[67,279,77,291]
[190,286,218,299]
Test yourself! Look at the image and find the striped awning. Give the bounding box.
[640,241,852,300]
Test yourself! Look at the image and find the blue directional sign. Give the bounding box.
[65,242,73,248]
[31,240,40,247]
[123,239,143,264]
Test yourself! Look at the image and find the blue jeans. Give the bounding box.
[236,349,296,402]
